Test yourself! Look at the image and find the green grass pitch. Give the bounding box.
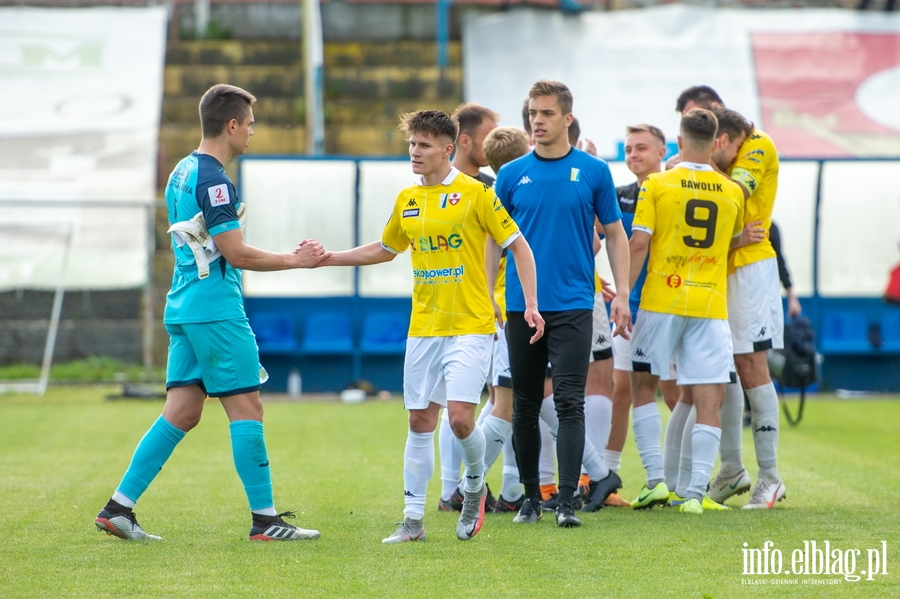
[1,387,898,598]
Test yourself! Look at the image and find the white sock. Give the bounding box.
[539,394,558,436]
[584,394,613,460]
[251,506,277,517]
[581,436,609,481]
[403,430,435,520]
[476,400,494,427]
[438,410,461,501]
[719,381,745,475]
[676,406,697,498]
[111,490,136,509]
[687,424,721,501]
[604,449,622,472]
[456,426,486,493]
[480,415,511,474]
[664,401,691,490]
[501,433,522,500]
[538,395,557,486]
[747,382,780,480]
[537,394,608,483]
[539,416,556,486]
[632,402,664,487]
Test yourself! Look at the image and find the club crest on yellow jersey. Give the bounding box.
[439,192,461,208]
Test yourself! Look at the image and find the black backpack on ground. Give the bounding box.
[768,315,817,426]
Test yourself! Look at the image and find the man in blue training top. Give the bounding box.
[493,79,631,528]
[95,84,328,542]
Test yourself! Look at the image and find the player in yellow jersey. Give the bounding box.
[628,109,744,514]
[317,110,543,544]
[437,102,499,513]
[605,124,689,506]
[711,107,786,509]
[674,87,787,510]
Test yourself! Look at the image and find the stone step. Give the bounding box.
[160,123,309,178]
[165,40,461,68]
[159,40,464,161]
[165,64,462,102]
[164,97,464,128]
[164,65,302,98]
[325,98,461,126]
[325,40,461,67]
[327,124,407,156]
[162,96,300,126]
[160,123,416,173]
[325,65,462,100]
[166,40,301,66]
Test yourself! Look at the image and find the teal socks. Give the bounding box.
[117,416,186,503]
[230,420,274,511]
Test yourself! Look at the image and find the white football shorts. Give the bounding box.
[403,334,492,410]
[727,257,784,354]
[589,292,613,363]
[612,323,676,380]
[491,325,511,388]
[630,310,735,385]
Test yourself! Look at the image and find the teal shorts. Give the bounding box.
[165,318,266,397]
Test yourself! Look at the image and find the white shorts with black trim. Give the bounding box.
[612,324,676,380]
[612,332,631,371]
[630,310,735,385]
[589,292,613,363]
[727,257,784,354]
[491,325,511,388]
[403,334,493,410]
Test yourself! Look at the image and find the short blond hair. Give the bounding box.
[625,124,666,146]
[483,126,530,173]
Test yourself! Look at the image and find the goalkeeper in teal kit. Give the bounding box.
[95,84,329,541]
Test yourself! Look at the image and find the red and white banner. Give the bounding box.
[464,6,900,159]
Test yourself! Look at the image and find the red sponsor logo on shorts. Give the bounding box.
[667,274,683,289]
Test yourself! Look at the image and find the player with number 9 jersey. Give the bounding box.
[633,163,744,319]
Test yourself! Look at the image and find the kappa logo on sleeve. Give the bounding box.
[208,183,230,206]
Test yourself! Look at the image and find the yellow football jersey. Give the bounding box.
[494,253,507,319]
[382,168,519,337]
[633,163,744,319]
[728,128,779,272]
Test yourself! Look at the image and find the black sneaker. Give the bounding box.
[555,501,583,528]
[95,504,161,540]
[249,511,320,541]
[484,483,497,513]
[492,494,525,513]
[541,492,559,512]
[512,495,543,524]
[580,470,623,512]
[438,488,464,512]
